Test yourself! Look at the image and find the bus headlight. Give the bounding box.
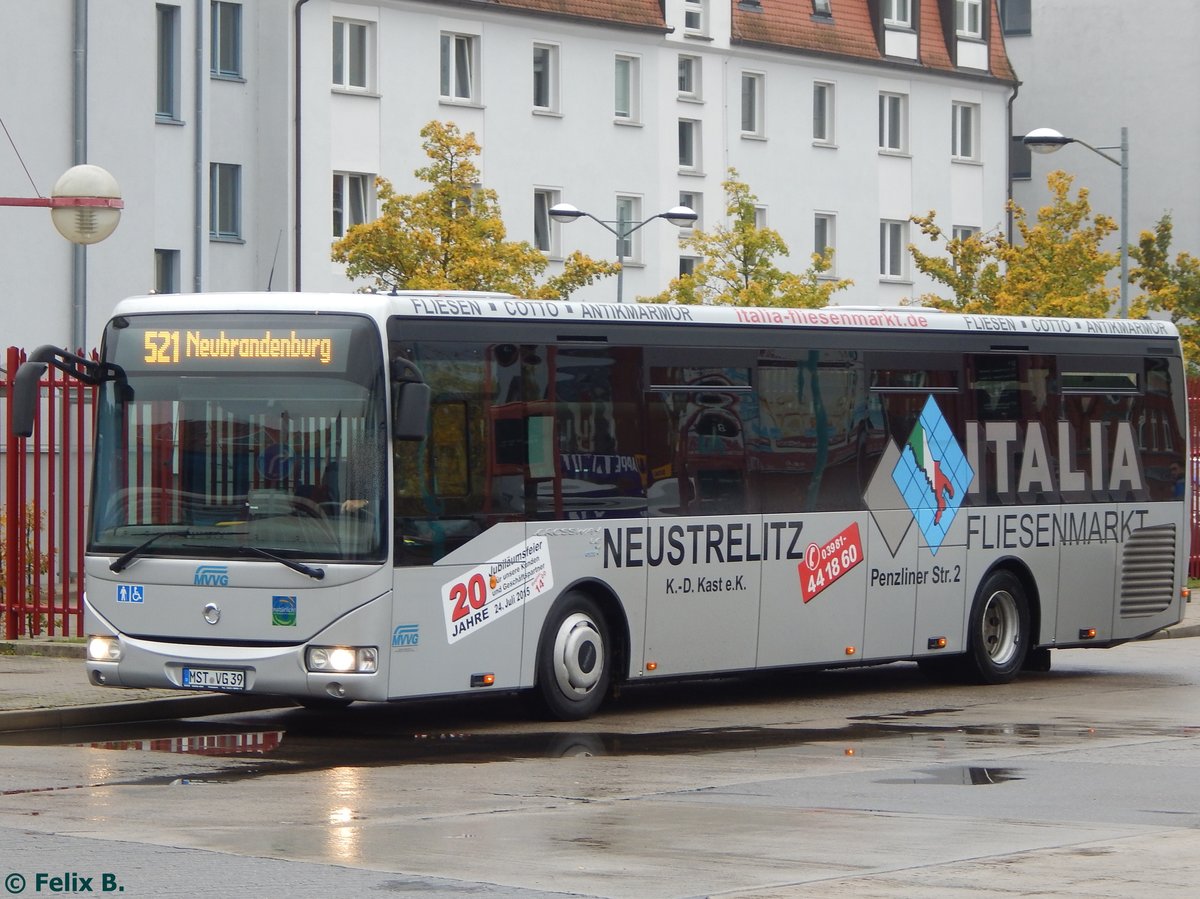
[87,635,122,661]
[306,646,378,673]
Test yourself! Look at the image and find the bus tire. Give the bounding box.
[533,592,611,721]
[964,569,1030,684]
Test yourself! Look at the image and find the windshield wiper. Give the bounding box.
[109,530,186,572]
[235,545,325,580]
[109,527,245,573]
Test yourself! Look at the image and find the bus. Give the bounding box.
[11,292,1190,720]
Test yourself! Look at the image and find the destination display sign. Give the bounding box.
[117,325,354,373]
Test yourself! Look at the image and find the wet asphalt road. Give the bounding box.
[0,638,1198,897]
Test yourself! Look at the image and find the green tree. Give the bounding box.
[1130,213,1200,367]
[909,170,1117,317]
[644,169,852,306]
[332,121,616,298]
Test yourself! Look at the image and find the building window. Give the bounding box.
[754,206,768,229]
[679,119,701,171]
[956,0,983,37]
[615,55,640,121]
[156,4,180,119]
[210,163,241,240]
[741,72,765,137]
[533,188,561,254]
[154,249,180,294]
[533,43,558,112]
[440,32,477,102]
[333,19,371,90]
[210,2,241,78]
[813,81,834,143]
[678,55,701,100]
[952,102,979,160]
[952,226,979,271]
[880,220,907,279]
[679,256,699,277]
[814,213,836,270]
[616,195,641,261]
[1000,0,1031,35]
[879,92,907,152]
[883,0,911,28]
[679,191,703,230]
[813,0,832,16]
[684,0,706,34]
[333,172,372,238]
[1010,134,1032,180]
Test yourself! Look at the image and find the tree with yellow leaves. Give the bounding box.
[643,169,852,307]
[1130,213,1200,368]
[332,121,617,298]
[909,170,1117,317]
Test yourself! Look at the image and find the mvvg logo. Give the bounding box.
[194,565,230,586]
[391,624,420,648]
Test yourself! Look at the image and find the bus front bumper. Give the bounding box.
[84,632,389,703]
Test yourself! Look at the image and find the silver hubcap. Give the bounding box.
[552,612,604,699]
[980,589,1020,666]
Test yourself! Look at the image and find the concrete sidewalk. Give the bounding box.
[1,601,1197,734]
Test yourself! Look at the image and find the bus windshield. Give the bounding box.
[89,312,388,563]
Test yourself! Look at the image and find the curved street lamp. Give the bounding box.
[550,202,698,302]
[1023,126,1129,317]
[0,164,123,245]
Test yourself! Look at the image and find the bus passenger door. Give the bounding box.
[640,355,761,675]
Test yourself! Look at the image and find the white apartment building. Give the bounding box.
[1005,0,1200,315]
[0,0,1017,351]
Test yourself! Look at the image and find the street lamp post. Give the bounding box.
[0,164,123,245]
[1023,126,1129,317]
[549,203,697,302]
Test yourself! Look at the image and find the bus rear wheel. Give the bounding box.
[964,570,1030,684]
[533,592,611,721]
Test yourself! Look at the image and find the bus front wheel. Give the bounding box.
[964,570,1030,684]
[533,592,611,721]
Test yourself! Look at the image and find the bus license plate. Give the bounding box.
[182,667,246,691]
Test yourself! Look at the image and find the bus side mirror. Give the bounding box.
[10,361,48,437]
[392,381,430,441]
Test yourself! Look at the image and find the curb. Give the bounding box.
[0,641,86,659]
[0,694,295,734]
[1145,623,1200,640]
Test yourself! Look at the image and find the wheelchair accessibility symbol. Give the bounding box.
[117,584,145,603]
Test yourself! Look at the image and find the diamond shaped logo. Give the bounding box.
[890,396,973,555]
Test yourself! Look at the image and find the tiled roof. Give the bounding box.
[918,0,953,70]
[486,0,666,30]
[732,1,883,61]
[986,0,1016,82]
[732,0,1016,83]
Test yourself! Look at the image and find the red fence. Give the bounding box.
[1,346,93,639]
[3,349,1200,641]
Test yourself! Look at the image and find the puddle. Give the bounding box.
[0,708,1194,788]
[878,766,1023,785]
[82,731,284,756]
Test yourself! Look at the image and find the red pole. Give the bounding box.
[4,348,24,638]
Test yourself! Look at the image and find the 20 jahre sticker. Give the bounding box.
[442,538,554,643]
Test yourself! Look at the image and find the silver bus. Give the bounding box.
[12,293,1190,719]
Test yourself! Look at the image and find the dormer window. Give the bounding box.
[883,0,911,28]
[956,0,983,37]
